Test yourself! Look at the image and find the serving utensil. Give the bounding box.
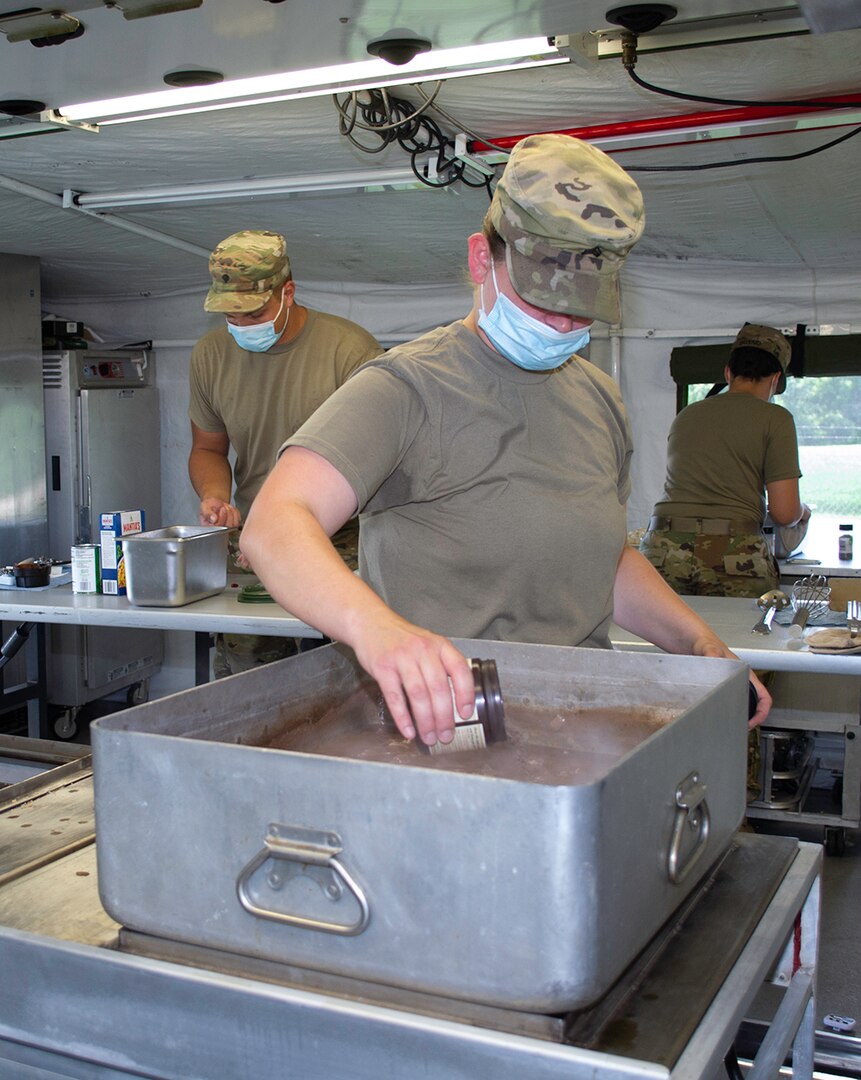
[848,600,861,640]
[751,589,789,634]
[789,574,832,633]
[783,576,831,649]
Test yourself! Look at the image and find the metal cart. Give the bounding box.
[0,764,824,1080]
[747,671,861,856]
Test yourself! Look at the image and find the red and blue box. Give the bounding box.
[99,510,145,596]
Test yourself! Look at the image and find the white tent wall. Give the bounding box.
[52,256,861,697]
[55,278,476,696]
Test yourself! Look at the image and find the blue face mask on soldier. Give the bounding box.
[477,262,591,371]
[226,291,287,353]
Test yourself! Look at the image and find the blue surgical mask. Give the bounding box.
[226,291,287,353]
[477,262,591,371]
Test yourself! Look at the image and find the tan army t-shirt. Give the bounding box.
[189,308,381,519]
[654,392,801,524]
[284,321,633,649]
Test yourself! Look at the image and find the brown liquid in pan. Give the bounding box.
[263,688,678,786]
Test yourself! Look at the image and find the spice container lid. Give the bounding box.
[471,658,506,744]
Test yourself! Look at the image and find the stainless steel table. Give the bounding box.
[0,768,823,1080]
[4,588,859,835]
[778,515,861,579]
[611,597,861,854]
[0,577,322,737]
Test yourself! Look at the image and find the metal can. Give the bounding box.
[71,544,100,594]
[428,657,506,755]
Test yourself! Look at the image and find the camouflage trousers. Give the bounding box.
[639,526,777,804]
[638,528,779,599]
[214,518,359,678]
[213,633,300,678]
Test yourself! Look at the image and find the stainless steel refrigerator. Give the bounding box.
[0,254,47,564]
[43,349,163,731]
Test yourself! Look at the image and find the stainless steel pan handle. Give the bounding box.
[236,823,370,936]
[667,772,710,885]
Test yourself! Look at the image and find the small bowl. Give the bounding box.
[14,560,52,588]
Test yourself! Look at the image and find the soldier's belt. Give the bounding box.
[648,515,761,536]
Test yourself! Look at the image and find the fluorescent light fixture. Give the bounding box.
[70,166,425,209]
[57,37,566,125]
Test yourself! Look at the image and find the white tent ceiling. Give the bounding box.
[0,0,859,307]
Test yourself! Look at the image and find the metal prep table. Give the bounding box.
[610,596,861,856]
[0,765,821,1080]
[3,586,859,848]
[0,576,323,738]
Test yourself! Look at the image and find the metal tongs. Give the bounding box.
[751,590,789,634]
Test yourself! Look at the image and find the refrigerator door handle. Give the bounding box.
[79,474,92,543]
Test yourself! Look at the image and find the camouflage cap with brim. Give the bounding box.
[489,134,645,324]
[731,323,791,371]
[204,229,290,313]
[731,322,791,393]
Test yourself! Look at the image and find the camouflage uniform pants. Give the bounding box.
[213,519,360,678]
[639,527,779,803]
[638,528,779,599]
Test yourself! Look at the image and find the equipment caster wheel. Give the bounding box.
[824,826,846,857]
[126,680,149,706]
[53,709,79,740]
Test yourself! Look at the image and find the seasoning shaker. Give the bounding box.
[839,524,854,561]
[428,657,506,755]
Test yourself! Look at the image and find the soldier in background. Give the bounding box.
[639,322,810,801]
[640,323,810,599]
[188,229,381,676]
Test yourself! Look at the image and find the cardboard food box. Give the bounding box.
[99,510,145,596]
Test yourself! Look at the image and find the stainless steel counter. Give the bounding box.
[0,766,823,1080]
[1,586,856,673]
[610,595,861,675]
[778,516,861,579]
[0,576,320,638]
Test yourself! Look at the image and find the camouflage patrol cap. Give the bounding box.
[488,133,645,323]
[731,323,791,393]
[204,230,290,314]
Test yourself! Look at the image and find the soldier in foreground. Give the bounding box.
[242,135,772,741]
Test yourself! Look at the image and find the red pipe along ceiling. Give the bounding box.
[468,92,861,155]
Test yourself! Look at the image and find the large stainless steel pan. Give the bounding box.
[91,639,748,1012]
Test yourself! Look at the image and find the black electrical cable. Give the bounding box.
[610,49,861,171]
[332,85,496,195]
[627,66,861,112]
[625,122,861,172]
[412,84,513,157]
[334,83,443,140]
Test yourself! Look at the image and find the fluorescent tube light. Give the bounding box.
[58,37,566,125]
[70,167,424,209]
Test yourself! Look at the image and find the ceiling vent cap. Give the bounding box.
[0,98,46,116]
[163,68,224,87]
[367,35,432,66]
[605,4,677,35]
